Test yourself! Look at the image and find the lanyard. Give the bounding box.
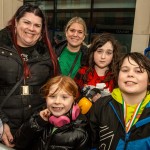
[123,99,143,133]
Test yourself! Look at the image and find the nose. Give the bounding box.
[28,24,34,31]
[55,96,61,104]
[101,52,106,59]
[73,30,78,36]
[127,70,134,77]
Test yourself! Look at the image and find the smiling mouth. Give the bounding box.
[24,33,34,38]
[125,81,136,85]
[52,107,63,111]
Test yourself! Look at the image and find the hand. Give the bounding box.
[39,109,51,121]
[92,93,101,102]
[2,123,15,148]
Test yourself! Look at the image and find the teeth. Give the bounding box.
[25,33,33,37]
[53,107,62,111]
[125,81,135,85]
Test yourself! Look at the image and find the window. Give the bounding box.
[24,0,136,53]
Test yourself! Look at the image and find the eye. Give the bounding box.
[69,29,75,33]
[62,96,68,99]
[135,68,143,73]
[106,51,113,55]
[96,49,103,53]
[48,95,55,98]
[77,31,83,34]
[35,24,42,28]
[24,21,30,25]
[120,68,128,72]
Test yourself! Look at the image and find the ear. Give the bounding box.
[83,34,86,41]
[65,31,68,38]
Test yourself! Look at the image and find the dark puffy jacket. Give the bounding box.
[90,95,150,150]
[14,113,89,150]
[0,27,55,135]
[54,40,88,67]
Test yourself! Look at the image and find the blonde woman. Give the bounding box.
[55,17,88,78]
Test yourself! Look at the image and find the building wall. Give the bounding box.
[131,0,150,53]
[0,0,23,29]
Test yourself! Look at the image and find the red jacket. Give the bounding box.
[74,66,114,94]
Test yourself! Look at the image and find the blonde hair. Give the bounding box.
[41,75,78,100]
[65,16,87,36]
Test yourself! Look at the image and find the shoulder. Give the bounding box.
[80,44,88,57]
[72,114,88,130]
[92,95,113,111]
[90,95,122,117]
[76,113,87,123]
[54,40,67,55]
[80,45,88,66]
[75,66,88,80]
[78,66,88,74]
[56,40,67,48]
[0,27,9,35]
[97,95,113,104]
[35,41,47,55]
[72,114,88,138]
[80,44,88,52]
[89,96,114,126]
[0,27,13,46]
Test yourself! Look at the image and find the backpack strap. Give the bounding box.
[68,51,81,77]
[0,76,24,109]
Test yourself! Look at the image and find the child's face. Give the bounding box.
[118,57,149,95]
[94,41,113,70]
[46,84,74,117]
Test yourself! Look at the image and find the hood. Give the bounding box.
[111,88,150,105]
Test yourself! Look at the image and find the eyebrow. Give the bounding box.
[121,66,140,69]
[97,48,113,51]
[21,18,42,26]
[69,28,83,31]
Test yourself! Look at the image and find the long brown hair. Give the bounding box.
[7,3,58,76]
[83,33,121,83]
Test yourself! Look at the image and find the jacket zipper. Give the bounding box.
[44,127,62,150]
[109,101,129,149]
[124,132,130,150]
